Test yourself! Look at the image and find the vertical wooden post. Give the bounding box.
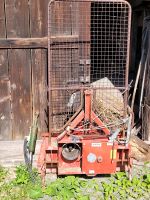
[29,0,49,134]
[142,53,150,141]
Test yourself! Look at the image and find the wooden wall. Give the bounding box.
[0,0,49,140]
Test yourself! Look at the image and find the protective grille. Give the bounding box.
[48,0,131,132]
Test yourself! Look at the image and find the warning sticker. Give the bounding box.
[91,143,101,147]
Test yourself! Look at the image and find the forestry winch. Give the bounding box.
[25,0,132,179]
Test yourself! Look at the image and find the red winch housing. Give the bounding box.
[37,0,132,178]
[37,90,132,177]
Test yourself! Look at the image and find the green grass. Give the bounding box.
[0,164,149,200]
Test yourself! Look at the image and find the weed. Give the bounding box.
[0,165,150,200]
[13,165,39,185]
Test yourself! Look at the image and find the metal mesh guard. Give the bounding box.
[48,0,131,132]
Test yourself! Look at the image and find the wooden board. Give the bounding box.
[31,49,48,132]
[29,0,49,133]
[0,0,8,77]
[142,38,150,141]
[0,80,11,140]
[145,61,150,105]
[0,37,47,49]
[0,0,12,140]
[5,0,29,38]
[5,0,31,139]
[8,49,31,139]
[142,55,150,141]
[0,50,8,78]
[142,104,150,141]
[0,0,51,140]
[130,134,150,162]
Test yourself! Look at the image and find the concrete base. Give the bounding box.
[0,140,41,167]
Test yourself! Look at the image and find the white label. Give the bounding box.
[89,170,95,174]
[91,143,101,147]
[107,142,113,146]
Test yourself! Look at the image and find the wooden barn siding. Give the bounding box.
[0,0,49,140]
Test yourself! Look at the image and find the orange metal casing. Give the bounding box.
[82,139,117,175]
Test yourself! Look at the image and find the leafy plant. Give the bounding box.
[14,165,31,184]
[14,165,39,185]
[43,176,88,199]
[0,164,150,200]
[28,185,44,199]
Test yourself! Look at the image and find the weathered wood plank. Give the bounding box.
[130,134,150,162]
[0,0,8,77]
[0,80,11,140]
[5,0,29,37]
[0,0,6,37]
[29,0,49,133]
[0,80,10,100]
[5,0,31,139]
[142,103,150,141]
[9,49,31,139]
[142,47,150,141]
[31,49,48,132]
[0,0,12,140]
[0,50,8,77]
[145,60,150,105]
[29,0,49,37]
[0,37,91,49]
[0,37,48,49]
[50,1,72,36]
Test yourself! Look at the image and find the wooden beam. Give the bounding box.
[0,37,48,49]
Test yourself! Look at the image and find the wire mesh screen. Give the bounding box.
[48,0,131,132]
